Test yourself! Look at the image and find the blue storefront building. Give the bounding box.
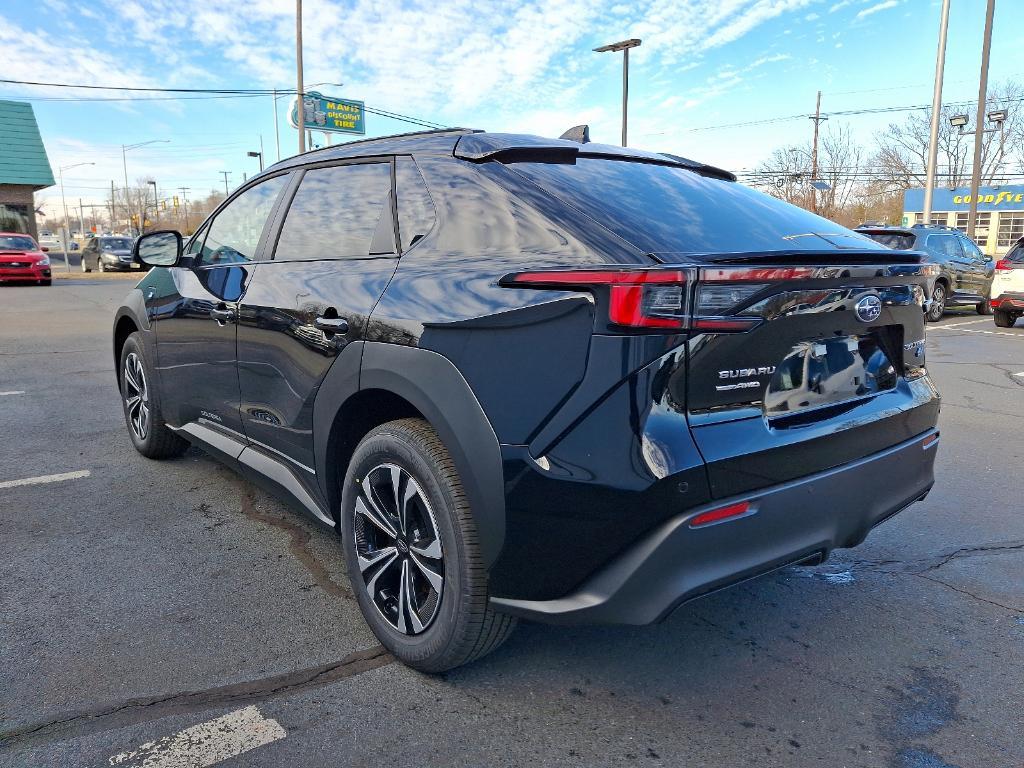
[903,185,1024,257]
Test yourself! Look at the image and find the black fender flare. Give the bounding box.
[112,289,152,385]
[313,341,506,568]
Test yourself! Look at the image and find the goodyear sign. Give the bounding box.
[289,91,365,135]
[904,185,1024,212]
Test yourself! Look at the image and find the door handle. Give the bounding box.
[314,315,349,333]
[210,305,236,324]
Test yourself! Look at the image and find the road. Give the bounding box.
[1,279,1022,768]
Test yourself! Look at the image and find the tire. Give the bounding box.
[341,418,517,673]
[926,282,946,323]
[81,257,90,273]
[977,299,993,315]
[994,309,1017,328]
[98,259,106,273]
[119,332,189,459]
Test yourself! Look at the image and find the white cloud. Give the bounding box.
[828,0,853,12]
[805,12,820,20]
[856,0,898,19]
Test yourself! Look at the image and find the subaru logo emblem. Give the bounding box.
[855,295,882,323]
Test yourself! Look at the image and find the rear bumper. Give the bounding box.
[992,292,1024,310]
[490,428,938,625]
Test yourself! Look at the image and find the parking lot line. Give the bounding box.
[107,706,286,768]
[929,326,1023,339]
[0,390,25,396]
[937,318,993,329]
[0,470,90,489]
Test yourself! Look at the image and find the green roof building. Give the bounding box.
[0,99,54,239]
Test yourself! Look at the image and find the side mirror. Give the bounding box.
[134,230,182,267]
[40,245,49,252]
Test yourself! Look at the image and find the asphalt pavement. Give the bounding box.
[0,279,1022,768]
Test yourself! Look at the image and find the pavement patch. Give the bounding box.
[0,469,90,489]
[107,705,285,767]
[0,391,25,396]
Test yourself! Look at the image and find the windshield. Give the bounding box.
[101,238,133,250]
[859,231,916,250]
[0,235,37,251]
[499,157,889,255]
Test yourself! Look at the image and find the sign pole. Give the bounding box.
[296,0,305,154]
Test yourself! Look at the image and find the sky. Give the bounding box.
[2,0,1023,220]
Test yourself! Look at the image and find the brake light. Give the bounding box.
[507,268,693,329]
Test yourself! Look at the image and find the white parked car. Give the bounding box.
[991,240,1024,328]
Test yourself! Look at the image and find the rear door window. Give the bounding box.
[926,234,964,260]
[272,162,393,260]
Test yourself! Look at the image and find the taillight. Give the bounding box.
[995,259,1014,273]
[506,268,694,329]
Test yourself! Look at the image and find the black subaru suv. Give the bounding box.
[855,224,994,321]
[115,129,940,671]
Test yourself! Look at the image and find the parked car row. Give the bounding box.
[854,224,995,322]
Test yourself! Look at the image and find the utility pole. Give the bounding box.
[968,0,997,240]
[296,0,305,154]
[220,171,231,195]
[809,91,826,215]
[122,145,133,236]
[923,0,951,225]
[178,187,191,233]
[110,180,116,233]
[78,199,85,238]
[593,38,642,147]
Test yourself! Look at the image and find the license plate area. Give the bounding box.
[764,332,898,418]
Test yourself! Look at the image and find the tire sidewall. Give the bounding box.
[119,333,157,453]
[927,284,946,322]
[341,425,471,665]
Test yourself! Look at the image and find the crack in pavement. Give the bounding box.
[0,645,392,750]
[237,490,352,601]
[912,572,1021,614]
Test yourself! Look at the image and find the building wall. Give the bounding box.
[0,184,40,240]
[903,185,1024,257]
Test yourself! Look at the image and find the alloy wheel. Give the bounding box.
[123,352,150,441]
[353,463,444,635]
[928,284,945,322]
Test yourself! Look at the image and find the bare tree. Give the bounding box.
[869,81,1024,191]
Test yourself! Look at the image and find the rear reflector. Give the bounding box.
[921,433,939,450]
[688,501,752,528]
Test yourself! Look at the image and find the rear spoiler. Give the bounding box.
[453,134,736,182]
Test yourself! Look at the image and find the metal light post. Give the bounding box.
[923,0,951,225]
[122,139,169,236]
[296,0,305,154]
[147,180,157,233]
[247,151,264,172]
[967,0,997,240]
[58,161,94,272]
[593,38,641,147]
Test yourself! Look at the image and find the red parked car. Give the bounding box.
[0,232,52,286]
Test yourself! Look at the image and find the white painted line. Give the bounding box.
[108,706,286,767]
[938,318,992,328]
[0,390,25,396]
[1014,372,1024,377]
[0,470,90,490]
[930,327,1022,338]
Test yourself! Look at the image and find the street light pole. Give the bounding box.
[594,38,641,147]
[58,161,94,272]
[923,0,951,225]
[968,0,997,240]
[147,180,157,233]
[296,0,305,154]
[121,139,169,236]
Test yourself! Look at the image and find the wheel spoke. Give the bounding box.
[410,538,442,559]
[124,364,139,393]
[358,546,397,574]
[402,560,425,634]
[400,476,419,535]
[390,465,405,532]
[410,551,443,594]
[364,549,400,597]
[355,492,397,539]
[126,394,141,414]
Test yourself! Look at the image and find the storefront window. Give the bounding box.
[997,213,1024,248]
[0,204,30,233]
[955,212,990,247]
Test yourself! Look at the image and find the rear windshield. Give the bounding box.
[1006,241,1024,262]
[501,158,886,255]
[0,235,36,250]
[859,231,916,250]
[101,238,133,250]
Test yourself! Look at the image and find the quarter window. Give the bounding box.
[997,213,1024,249]
[396,156,436,250]
[273,163,393,261]
[198,174,289,265]
[926,234,963,260]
